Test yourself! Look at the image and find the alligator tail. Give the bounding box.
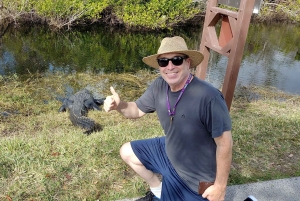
[69,111,95,130]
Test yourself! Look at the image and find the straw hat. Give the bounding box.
[142,36,204,69]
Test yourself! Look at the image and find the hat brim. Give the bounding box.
[142,50,204,69]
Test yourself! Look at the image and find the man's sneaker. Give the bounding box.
[135,191,161,201]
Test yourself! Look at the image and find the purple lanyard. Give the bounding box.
[166,74,192,119]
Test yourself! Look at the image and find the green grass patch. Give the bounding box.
[230,86,300,184]
[0,72,299,200]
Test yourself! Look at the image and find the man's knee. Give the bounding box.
[120,142,142,166]
[120,142,133,162]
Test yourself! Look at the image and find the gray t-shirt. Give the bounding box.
[136,76,232,193]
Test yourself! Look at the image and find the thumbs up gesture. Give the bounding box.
[104,86,120,112]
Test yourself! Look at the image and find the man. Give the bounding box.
[104,36,233,201]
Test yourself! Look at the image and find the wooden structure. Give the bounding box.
[196,0,256,110]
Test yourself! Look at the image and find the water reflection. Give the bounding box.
[206,23,300,95]
[0,23,299,95]
[0,25,201,75]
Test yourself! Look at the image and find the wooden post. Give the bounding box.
[196,0,256,110]
[196,0,218,80]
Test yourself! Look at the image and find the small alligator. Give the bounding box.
[59,89,105,134]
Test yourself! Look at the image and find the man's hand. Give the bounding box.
[103,86,120,112]
[202,185,226,201]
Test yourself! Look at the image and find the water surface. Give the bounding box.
[0,23,299,95]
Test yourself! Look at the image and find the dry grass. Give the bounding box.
[0,72,299,200]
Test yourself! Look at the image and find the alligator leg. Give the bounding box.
[59,99,73,112]
[84,97,100,110]
[94,98,106,105]
[84,97,106,110]
[58,105,67,112]
[83,122,103,135]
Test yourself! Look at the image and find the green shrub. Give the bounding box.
[31,0,109,19]
[29,0,110,28]
[114,0,201,29]
[1,0,111,28]
[1,0,300,30]
[259,0,300,23]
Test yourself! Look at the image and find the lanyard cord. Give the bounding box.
[166,73,192,117]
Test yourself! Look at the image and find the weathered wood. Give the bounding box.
[219,16,232,48]
[211,7,238,18]
[195,0,218,80]
[222,0,255,109]
[196,0,255,110]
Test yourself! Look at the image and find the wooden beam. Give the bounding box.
[196,0,218,80]
[221,0,255,109]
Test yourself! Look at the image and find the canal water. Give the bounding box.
[0,23,299,95]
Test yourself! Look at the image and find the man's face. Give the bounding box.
[157,53,191,91]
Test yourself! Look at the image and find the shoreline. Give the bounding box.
[1,9,299,33]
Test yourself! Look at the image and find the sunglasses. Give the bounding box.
[157,56,188,67]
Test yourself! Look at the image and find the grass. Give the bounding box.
[0,71,299,200]
[229,86,300,184]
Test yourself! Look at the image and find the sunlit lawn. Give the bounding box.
[0,71,299,200]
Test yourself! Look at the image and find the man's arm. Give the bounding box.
[214,130,233,195]
[203,130,233,201]
[103,86,145,119]
[114,100,145,118]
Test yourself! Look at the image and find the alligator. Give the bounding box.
[59,89,105,135]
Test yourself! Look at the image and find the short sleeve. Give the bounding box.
[135,80,157,113]
[203,94,232,138]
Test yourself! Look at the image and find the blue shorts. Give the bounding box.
[131,136,208,201]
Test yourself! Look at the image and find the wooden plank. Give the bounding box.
[211,7,238,18]
[228,16,237,31]
[219,16,232,47]
[205,42,230,57]
[221,0,255,109]
[220,39,233,55]
[196,0,219,80]
[207,26,219,47]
